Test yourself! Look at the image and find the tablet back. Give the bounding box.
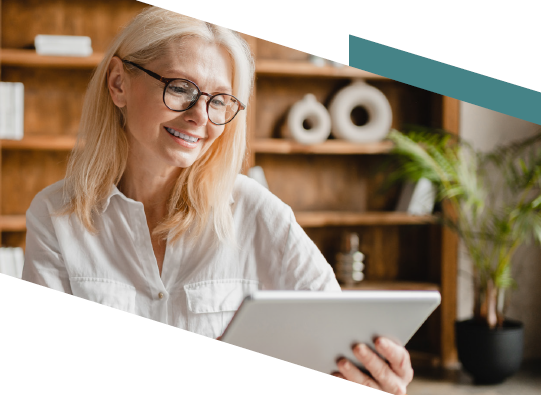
[222,290,441,374]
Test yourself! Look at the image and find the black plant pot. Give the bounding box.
[455,319,524,384]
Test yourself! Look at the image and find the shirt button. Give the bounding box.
[158,292,164,299]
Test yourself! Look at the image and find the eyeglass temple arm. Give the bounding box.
[122,60,166,83]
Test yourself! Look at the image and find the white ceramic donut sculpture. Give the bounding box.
[329,81,392,143]
[282,94,332,145]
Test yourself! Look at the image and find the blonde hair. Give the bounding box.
[60,7,255,244]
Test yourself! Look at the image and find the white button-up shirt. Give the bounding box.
[23,175,340,338]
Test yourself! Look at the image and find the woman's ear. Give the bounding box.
[107,56,128,108]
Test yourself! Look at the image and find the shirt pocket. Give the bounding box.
[184,279,259,339]
[69,277,137,314]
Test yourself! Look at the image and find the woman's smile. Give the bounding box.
[164,126,201,149]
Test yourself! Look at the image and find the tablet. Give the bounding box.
[221,290,441,374]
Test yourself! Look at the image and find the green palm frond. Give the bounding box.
[510,203,541,244]
[494,263,516,290]
[389,127,541,299]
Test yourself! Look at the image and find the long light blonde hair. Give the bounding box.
[60,6,254,244]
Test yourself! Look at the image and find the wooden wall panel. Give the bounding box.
[256,38,308,61]
[2,231,26,250]
[257,154,401,212]
[2,151,69,215]
[257,153,368,211]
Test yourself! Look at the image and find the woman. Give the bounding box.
[22,7,412,394]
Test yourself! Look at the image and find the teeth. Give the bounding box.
[165,127,199,143]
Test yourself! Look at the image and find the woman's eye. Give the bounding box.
[169,86,188,95]
[211,98,226,107]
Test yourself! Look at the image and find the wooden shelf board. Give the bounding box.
[0,215,26,232]
[1,50,385,80]
[295,211,438,227]
[1,136,76,150]
[252,139,393,155]
[1,48,103,68]
[341,281,440,291]
[0,212,436,232]
[256,59,387,79]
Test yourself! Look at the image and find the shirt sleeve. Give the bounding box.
[22,195,72,294]
[276,207,341,291]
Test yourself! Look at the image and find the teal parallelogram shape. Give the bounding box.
[349,35,541,126]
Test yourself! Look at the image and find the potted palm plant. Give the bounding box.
[388,128,541,384]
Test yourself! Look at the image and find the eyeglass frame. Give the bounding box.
[121,59,246,126]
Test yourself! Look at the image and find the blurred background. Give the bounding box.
[0,1,539,392]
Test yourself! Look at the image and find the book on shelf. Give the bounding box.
[0,247,24,279]
[0,82,24,140]
[35,34,93,57]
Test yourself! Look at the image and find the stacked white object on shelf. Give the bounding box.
[0,247,24,279]
[0,82,24,140]
[35,34,93,56]
[396,177,437,215]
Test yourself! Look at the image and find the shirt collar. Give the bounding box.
[101,185,235,213]
[101,184,134,213]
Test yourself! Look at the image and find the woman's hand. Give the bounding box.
[333,337,413,395]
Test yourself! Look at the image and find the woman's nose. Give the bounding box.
[183,96,209,126]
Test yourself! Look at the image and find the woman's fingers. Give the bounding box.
[336,358,381,390]
[374,337,414,383]
[330,371,346,380]
[352,344,408,395]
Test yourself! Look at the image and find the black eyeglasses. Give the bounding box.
[122,59,246,126]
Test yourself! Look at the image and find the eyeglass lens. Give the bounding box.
[165,80,240,125]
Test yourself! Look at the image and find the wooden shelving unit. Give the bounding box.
[0,0,458,368]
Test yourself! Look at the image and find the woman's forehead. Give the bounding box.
[158,38,233,92]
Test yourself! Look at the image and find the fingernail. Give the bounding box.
[341,360,351,371]
[356,343,369,356]
[377,338,389,349]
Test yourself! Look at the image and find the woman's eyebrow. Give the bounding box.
[163,68,192,79]
[214,86,233,94]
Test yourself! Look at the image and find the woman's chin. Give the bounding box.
[168,153,200,169]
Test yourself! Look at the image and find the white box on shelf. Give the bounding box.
[35,34,93,56]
